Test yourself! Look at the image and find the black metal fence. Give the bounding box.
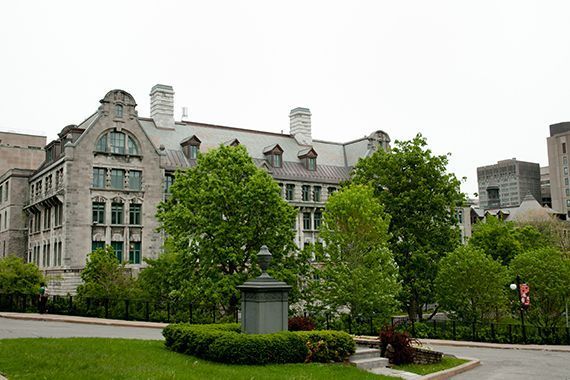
[0,293,238,325]
[393,318,570,345]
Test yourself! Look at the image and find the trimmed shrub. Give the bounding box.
[288,316,316,331]
[163,323,355,365]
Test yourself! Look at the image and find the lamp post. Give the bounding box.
[510,275,527,344]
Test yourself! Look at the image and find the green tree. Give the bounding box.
[0,256,44,294]
[154,145,305,316]
[435,245,509,323]
[516,218,570,258]
[76,246,139,299]
[509,247,570,329]
[469,217,548,265]
[313,184,400,323]
[351,134,464,321]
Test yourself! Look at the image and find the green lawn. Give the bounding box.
[0,338,397,380]
[393,356,469,375]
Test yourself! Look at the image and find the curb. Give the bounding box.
[420,357,480,380]
[0,313,167,329]
[420,339,570,353]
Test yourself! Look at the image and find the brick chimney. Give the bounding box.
[150,84,175,130]
[289,107,312,146]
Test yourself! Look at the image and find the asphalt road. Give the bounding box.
[430,344,570,380]
[0,317,164,340]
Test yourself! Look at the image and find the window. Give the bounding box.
[129,204,141,225]
[55,242,62,266]
[313,186,321,202]
[111,242,123,262]
[566,189,569,196]
[46,148,53,162]
[43,207,51,230]
[0,214,2,231]
[303,212,312,230]
[128,170,142,190]
[327,187,336,196]
[563,142,567,154]
[307,157,316,171]
[128,136,138,155]
[96,134,107,152]
[129,242,141,264]
[164,174,174,193]
[273,154,282,168]
[111,169,125,189]
[302,185,310,201]
[566,178,569,186]
[286,184,295,200]
[189,145,199,159]
[93,168,106,188]
[54,203,63,226]
[3,181,8,201]
[3,211,7,230]
[0,184,3,203]
[92,202,105,224]
[110,132,125,154]
[92,241,105,252]
[115,104,123,118]
[313,211,322,229]
[111,203,124,224]
[567,199,570,207]
[565,167,568,176]
[564,157,568,166]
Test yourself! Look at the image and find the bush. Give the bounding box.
[288,316,316,331]
[163,323,355,365]
[379,325,416,365]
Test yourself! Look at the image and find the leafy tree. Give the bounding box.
[516,218,570,258]
[76,246,139,300]
[351,134,464,321]
[435,245,509,323]
[509,247,570,329]
[313,184,400,323]
[154,145,306,316]
[0,256,44,294]
[469,217,548,265]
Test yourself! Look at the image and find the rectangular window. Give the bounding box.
[314,211,322,229]
[307,157,316,171]
[111,203,124,225]
[313,186,321,202]
[111,169,125,189]
[92,241,105,252]
[567,199,570,207]
[0,184,3,203]
[565,167,568,176]
[273,154,282,168]
[189,145,199,159]
[302,185,310,201]
[111,242,123,262]
[564,157,568,166]
[164,174,174,193]
[46,243,50,267]
[110,132,125,154]
[129,204,141,225]
[286,184,295,201]
[93,168,106,188]
[43,207,51,229]
[129,242,141,264]
[92,202,105,224]
[327,187,336,196]
[57,242,62,266]
[54,203,63,226]
[3,181,8,201]
[129,170,142,190]
[563,142,567,154]
[303,212,312,230]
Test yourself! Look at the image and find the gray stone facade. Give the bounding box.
[13,85,390,295]
[547,122,570,214]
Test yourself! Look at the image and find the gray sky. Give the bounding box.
[2,0,570,196]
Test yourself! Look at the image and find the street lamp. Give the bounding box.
[510,275,528,344]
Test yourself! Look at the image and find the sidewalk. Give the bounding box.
[354,335,570,353]
[0,312,167,329]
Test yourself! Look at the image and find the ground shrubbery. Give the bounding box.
[163,323,355,365]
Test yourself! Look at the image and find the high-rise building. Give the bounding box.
[476,159,541,210]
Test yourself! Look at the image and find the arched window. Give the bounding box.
[128,136,138,155]
[96,130,140,156]
[115,104,123,118]
[96,134,107,152]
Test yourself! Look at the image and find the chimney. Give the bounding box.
[150,84,175,130]
[289,107,312,145]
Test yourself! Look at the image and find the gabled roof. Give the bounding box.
[263,144,284,155]
[180,135,201,146]
[297,147,318,159]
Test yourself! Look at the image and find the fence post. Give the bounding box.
[124,299,130,320]
[104,299,109,319]
[508,324,513,343]
[144,301,149,321]
[433,319,437,337]
[491,323,495,342]
[369,317,374,336]
[472,322,476,341]
[68,295,73,315]
[566,327,569,345]
[22,294,27,312]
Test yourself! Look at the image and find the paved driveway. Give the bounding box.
[430,344,570,380]
[0,317,164,340]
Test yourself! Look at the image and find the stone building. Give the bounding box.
[20,85,390,294]
[547,122,570,215]
[477,158,541,210]
[0,132,46,259]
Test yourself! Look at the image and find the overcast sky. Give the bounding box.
[2,0,570,196]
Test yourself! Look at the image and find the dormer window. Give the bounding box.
[297,147,318,171]
[180,135,201,160]
[263,144,284,168]
[115,104,123,118]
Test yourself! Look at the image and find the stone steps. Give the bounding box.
[349,347,389,371]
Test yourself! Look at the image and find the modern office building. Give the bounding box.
[11,85,390,294]
[477,159,541,210]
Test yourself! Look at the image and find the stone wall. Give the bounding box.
[412,347,443,365]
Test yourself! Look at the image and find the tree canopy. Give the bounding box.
[153,145,306,315]
[312,184,400,322]
[351,134,464,320]
[0,256,44,294]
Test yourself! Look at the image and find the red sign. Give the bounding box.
[519,283,530,308]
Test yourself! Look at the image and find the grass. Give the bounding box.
[393,356,469,375]
[0,338,398,380]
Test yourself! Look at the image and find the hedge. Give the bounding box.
[162,323,355,365]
